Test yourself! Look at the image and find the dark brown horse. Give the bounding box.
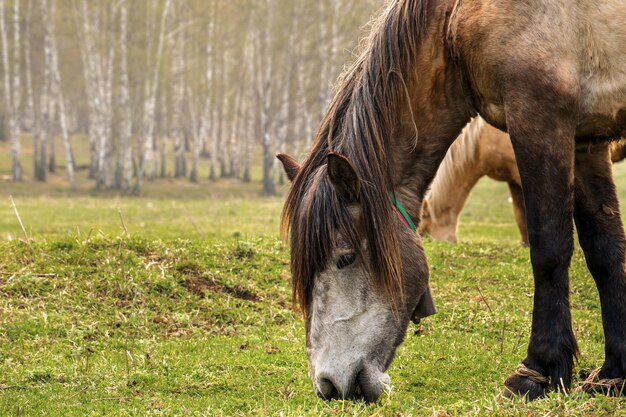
[278,0,626,401]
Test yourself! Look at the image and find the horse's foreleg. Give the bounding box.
[501,89,578,399]
[507,182,528,246]
[574,144,626,395]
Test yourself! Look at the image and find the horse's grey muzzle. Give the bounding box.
[315,364,390,402]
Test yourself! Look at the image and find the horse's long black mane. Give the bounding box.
[281,0,432,315]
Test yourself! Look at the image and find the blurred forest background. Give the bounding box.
[0,0,383,195]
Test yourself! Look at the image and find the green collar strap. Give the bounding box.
[390,193,416,232]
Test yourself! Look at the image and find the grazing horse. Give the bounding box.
[419,117,528,245]
[421,118,626,245]
[278,0,626,401]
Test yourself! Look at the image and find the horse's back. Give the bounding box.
[454,0,626,140]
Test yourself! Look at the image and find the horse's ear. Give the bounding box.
[276,153,301,182]
[327,152,360,201]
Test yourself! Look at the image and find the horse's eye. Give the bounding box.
[336,253,356,270]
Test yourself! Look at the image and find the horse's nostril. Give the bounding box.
[316,377,339,400]
[314,365,389,402]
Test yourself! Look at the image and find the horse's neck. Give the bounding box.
[378,1,474,221]
[390,82,473,222]
[425,118,486,225]
[327,0,471,221]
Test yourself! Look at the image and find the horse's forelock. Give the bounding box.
[283,168,358,316]
[282,162,406,318]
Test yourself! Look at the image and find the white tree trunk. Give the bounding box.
[241,99,253,183]
[189,86,201,183]
[101,21,115,187]
[276,7,297,186]
[0,0,22,181]
[216,56,226,179]
[74,0,96,179]
[74,0,117,189]
[202,2,218,180]
[135,0,171,191]
[241,33,255,183]
[296,64,314,152]
[171,12,186,178]
[317,0,329,121]
[117,1,132,192]
[36,0,54,182]
[44,0,75,189]
[255,2,275,195]
[11,0,20,126]
[230,77,246,179]
[209,107,218,181]
[23,0,34,132]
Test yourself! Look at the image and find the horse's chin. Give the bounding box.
[357,366,391,403]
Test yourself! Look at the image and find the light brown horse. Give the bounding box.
[419,117,528,245]
[420,119,626,245]
[279,0,626,401]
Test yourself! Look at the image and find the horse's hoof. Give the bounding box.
[579,368,626,396]
[503,374,547,400]
[502,364,550,400]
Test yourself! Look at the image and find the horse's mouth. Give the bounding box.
[314,364,390,403]
[356,367,391,402]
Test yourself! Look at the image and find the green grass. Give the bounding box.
[1,192,284,241]
[2,139,626,415]
[1,224,624,416]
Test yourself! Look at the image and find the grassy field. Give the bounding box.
[2,138,626,416]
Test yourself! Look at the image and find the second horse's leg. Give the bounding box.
[508,181,528,246]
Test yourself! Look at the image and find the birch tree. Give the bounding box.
[115,0,132,191]
[188,84,201,183]
[206,12,217,181]
[197,2,215,161]
[253,1,279,195]
[42,0,75,189]
[0,0,384,192]
[135,0,171,192]
[74,0,117,188]
[34,0,53,182]
[170,4,186,178]
[275,2,298,186]
[23,0,34,132]
[11,0,20,127]
[0,0,22,181]
[241,99,254,183]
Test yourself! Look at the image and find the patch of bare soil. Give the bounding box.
[183,274,259,302]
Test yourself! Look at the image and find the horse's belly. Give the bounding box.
[578,1,626,135]
[579,56,626,124]
[580,69,626,114]
[576,110,626,141]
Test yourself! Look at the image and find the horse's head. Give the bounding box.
[278,152,436,402]
[418,198,459,243]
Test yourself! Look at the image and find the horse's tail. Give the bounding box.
[424,117,485,222]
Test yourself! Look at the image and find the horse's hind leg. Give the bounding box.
[574,144,626,395]
[507,182,528,246]
[501,87,579,399]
